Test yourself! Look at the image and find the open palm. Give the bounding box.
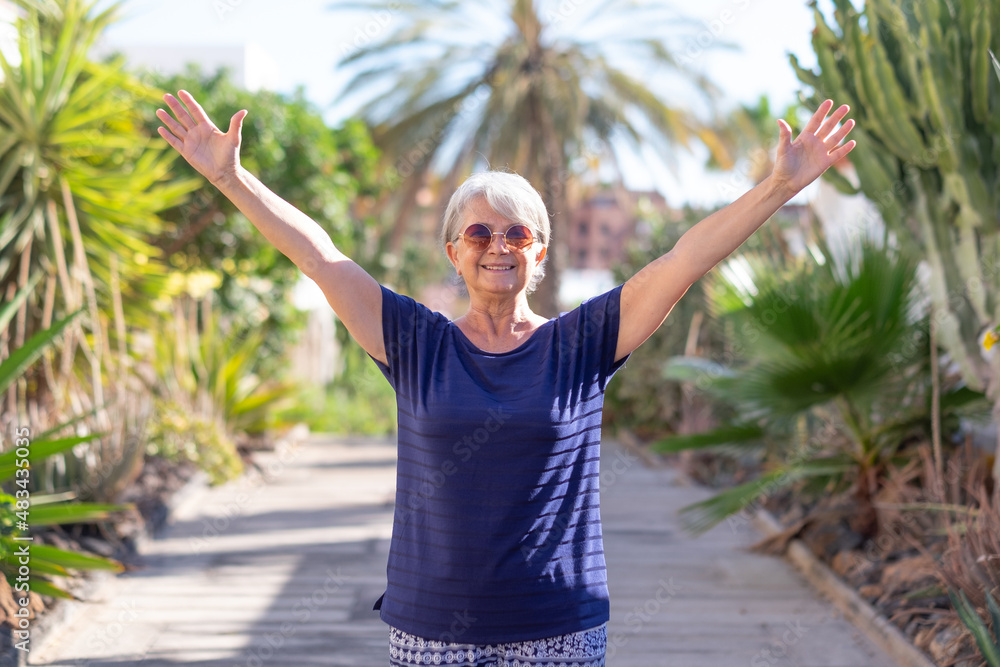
[772,100,856,194]
[155,90,248,186]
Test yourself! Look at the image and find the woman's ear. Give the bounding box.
[535,245,547,266]
[446,242,461,275]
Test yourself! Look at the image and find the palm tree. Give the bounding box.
[334,0,730,315]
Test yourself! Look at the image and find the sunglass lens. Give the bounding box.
[464,224,492,248]
[505,225,534,249]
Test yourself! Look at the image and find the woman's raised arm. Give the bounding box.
[615,100,857,362]
[156,90,387,364]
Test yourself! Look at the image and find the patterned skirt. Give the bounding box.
[388,623,607,667]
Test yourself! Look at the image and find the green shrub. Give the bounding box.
[144,399,242,485]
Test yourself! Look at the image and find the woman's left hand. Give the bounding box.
[771,99,856,196]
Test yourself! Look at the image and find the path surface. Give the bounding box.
[30,434,896,666]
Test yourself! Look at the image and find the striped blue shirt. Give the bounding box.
[371,284,628,643]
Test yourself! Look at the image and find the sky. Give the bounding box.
[100,0,825,206]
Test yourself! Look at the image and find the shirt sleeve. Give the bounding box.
[567,284,630,392]
[369,284,444,393]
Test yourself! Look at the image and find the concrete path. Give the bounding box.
[29,434,896,667]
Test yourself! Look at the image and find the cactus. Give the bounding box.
[791,0,1000,485]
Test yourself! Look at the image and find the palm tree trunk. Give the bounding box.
[850,464,880,538]
[527,92,564,318]
[535,162,563,317]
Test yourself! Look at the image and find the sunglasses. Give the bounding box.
[457,223,536,251]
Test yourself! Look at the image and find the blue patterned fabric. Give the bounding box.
[388,623,607,666]
[370,285,628,643]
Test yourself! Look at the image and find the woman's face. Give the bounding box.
[445,196,547,300]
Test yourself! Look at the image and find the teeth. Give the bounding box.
[483,266,513,271]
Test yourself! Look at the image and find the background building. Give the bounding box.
[93,42,280,92]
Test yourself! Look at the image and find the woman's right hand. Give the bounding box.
[156,90,248,187]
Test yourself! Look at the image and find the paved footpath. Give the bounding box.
[30,434,897,667]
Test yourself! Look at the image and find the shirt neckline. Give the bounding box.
[449,317,556,357]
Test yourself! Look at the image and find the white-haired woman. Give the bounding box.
[157,91,855,666]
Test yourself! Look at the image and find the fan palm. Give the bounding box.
[654,238,988,534]
[334,0,730,314]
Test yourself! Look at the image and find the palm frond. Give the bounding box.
[651,423,764,454]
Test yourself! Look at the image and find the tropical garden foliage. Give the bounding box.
[791,0,1000,485]
[652,236,988,534]
[0,0,390,620]
[138,67,384,371]
[778,0,1000,660]
[332,0,732,315]
[0,293,126,610]
[136,67,396,442]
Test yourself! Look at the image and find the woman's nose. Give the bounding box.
[488,233,511,253]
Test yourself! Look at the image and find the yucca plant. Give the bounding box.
[0,285,126,604]
[950,588,1000,666]
[0,0,198,349]
[654,237,987,533]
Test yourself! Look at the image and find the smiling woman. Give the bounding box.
[156,87,854,666]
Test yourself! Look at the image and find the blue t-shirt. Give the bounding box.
[370,284,628,643]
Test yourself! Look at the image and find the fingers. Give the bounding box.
[156,125,182,152]
[830,139,857,163]
[156,106,187,139]
[776,118,793,150]
[826,118,855,148]
[177,89,215,128]
[162,92,196,131]
[816,104,851,141]
[801,99,835,135]
[227,109,248,144]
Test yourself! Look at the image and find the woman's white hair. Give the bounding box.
[440,171,551,292]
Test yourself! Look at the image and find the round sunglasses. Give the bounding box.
[457,223,536,251]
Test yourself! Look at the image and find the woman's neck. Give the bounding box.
[454,295,548,352]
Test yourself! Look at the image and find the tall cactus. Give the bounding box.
[791,0,1000,485]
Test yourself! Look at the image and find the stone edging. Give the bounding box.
[751,509,937,667]
[7,424,311,666]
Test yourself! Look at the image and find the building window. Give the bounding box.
[578,222,588,236]
[600,223,611,236]
[578,249,588,263]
